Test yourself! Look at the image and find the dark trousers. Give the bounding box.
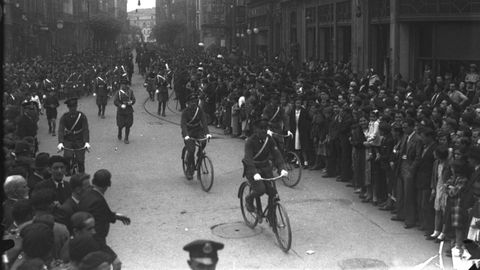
[184,139,206,171]
[417,188,435,231]
[403,168,417,226]
[326,138,340,176]
[352,147,365,188]
[339,135,352,181]
[395,162,408,218]
[97,104,106,116]
[247,165,276,198]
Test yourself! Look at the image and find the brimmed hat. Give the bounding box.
[35,152,50,168]
[14,140,31,155]
[64,98,78,107]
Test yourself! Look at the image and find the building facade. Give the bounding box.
[128,8,156,42]
[4,0,128,62]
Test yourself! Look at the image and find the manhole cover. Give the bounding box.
[338,258,388,270]
[211,222,262,239]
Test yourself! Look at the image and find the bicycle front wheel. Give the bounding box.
[239,182,259,228]
[197,155,214,192]
[272,202,292,252]
[282,151,302,187]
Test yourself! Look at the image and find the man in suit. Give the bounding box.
[3,175,30,228]
[113,78,136,144]
[415,127,437,233]
[56,173,91,232]
[262,93,292,152]
[36,156,72,205]
[27,152,50,196]
[78,169,129,270]
[392,118,423,229]
[430,83,449,107]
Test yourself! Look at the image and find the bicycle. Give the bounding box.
[58,146,89,176]
[238,174,292,252]
[181,137,214,192]
[271,132,302,187]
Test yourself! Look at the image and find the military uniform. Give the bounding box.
[58,98,90,173]
[114,84,136,143]
[94,75,109,118]
[181,96,210,178]
[262,100,290,151]
[156,73,169,116]
[16,102,39,153]
[243,131,285,202]
[44,92,60,135]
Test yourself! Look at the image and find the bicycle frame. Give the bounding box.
[252,179,281,224]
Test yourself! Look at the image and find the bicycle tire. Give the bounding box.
[197,155,214,192]
[181,147,189,178]
[282,151,302,187]
[238,182,259,228]
[272,202,292,252]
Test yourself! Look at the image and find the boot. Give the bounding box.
[118,128,122,140]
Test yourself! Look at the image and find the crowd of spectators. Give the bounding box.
[162,46,480,258]
[2,48,134,270]
[5,42,480,268]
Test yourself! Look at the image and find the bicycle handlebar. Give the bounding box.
[270,132,293,138]
[255,175,285,181]
[187,137,210,142]
[57,146,90,153]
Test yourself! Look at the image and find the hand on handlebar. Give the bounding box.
[253,173,262,181]
[84,142,91,151]
[206,134,212,140]
[280,170,288,177]
[266,130,273,136]
[287,131,293,137]
[57,143,64,151]
[184,136,190,141]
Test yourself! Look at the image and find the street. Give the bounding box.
[38,70,448,270]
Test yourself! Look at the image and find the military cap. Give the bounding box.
[15,140,31,155]
[48,155,68,166]
[35,152,50,168]
[183,239,224,265]
[64,97,78,107]
[252,117,269,129]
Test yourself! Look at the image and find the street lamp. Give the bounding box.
[246,29,252,35]
[253,27,259,34]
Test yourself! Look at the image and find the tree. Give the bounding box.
[88,13,124,50]
[152,20,186,47]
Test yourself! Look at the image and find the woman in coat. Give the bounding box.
[290,97,313,167]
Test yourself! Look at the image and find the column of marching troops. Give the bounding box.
[4,42,480,269]
[2,49,135,270]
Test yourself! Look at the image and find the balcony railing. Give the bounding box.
[400,0,480,16]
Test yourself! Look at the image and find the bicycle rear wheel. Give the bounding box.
[239,182,259,228]
[282,151,302,187]
[181,147,189,178]
[272,202,292,252]
[198,155,214,192]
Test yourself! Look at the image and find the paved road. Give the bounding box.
[38,69,450,269]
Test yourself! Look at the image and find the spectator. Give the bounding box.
[78,251,112,270]
[27,152,50,195]
[35,155,71,204]
[9,223,54,270]
[56,173,91,231]
[3,175,29,228]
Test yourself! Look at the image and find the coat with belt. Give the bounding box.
[289,107,312,150]
[415,142,437,189]
[78,188,117,244]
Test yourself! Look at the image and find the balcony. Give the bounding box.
[399,0,480,20]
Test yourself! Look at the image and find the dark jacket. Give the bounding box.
[35,179,72,205]
[180,105,209,138]
[78,188,117,244]
[415,142,437,189]
[289,107,312,149]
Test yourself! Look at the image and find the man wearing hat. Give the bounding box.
[181,93,212,179]
[44,90,60,136]
[27,152,50,195]
[243,118,288,212]
[114,79,136,144]
[183,239,224,270]
[16,101,39,153]
[58,97,90,173]
[36,155,72,205]
[262,92,292,152]
[94,72,110,119]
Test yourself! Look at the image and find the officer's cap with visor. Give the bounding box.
[183,239,224,266]
[64,98,78,107]
[252,118,269,129]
